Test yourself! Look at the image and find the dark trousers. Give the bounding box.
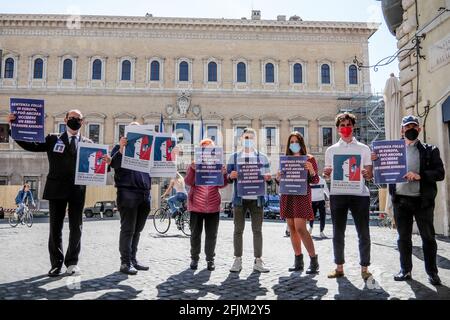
[393,195,438,275]
[190,212,220,262]
[117,191,150,265]
[330,195,371,266]
[310,200,326,232]
[48,199,84,268]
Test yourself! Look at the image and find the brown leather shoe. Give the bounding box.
[361,270,373,281]
[327,269,344,278]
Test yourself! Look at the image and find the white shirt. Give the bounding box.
[66,130,81,150]
[325,137,372,196]
[311,176,330,202]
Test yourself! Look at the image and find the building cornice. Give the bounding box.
[0,13,379,39]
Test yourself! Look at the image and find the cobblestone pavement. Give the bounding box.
[0,216,449,300]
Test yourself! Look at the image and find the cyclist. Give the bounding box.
[161,172,187,218]
[14,183,35,222]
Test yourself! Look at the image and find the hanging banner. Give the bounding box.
[279,156,308,195]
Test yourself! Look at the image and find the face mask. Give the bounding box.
[289,143,301,153]
[243,139,254,148]
[404,128,419,140]
[339,127,352,138]
[67,118,82,131]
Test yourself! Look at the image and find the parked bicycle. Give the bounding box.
[153,199,190,236]
[9,204,33,228]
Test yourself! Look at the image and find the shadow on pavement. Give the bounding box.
[333,276,390,300]
[404,279,450,299]
[272,272,328,300]
[0,272,141,300]
[217,271,268,300]
[156,268,219,299]
[410,246,450,270]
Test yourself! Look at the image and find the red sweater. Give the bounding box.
[184,166,228,214]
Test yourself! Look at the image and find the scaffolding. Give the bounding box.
[338,94,386,211]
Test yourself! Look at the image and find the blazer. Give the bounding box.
[12,130,92,201]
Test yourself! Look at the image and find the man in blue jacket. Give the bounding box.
[15,183,35,221]
[108,122,152,275]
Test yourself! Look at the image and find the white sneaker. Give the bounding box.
[66,265,81,276]
[320,232,327,238]
[308,227,313,234]
[230,257,242,272]
[253,258,270,273]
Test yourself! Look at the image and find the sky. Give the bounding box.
[1,0,399,94]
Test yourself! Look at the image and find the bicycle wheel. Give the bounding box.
[180,211,191,237]
[153,208,171,234]
[25,210,33,228]
[9,212,19,227]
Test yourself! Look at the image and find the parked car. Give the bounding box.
[264,195,280,219]
[84,201,118,218]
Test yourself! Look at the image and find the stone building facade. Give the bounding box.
[383,0,450,235]
[0,12,377,204]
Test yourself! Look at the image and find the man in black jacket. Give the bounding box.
[388,115,445,285]
[108,123,152,275]
[8,109,93,277]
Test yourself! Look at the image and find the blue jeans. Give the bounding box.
[16,203,26,216]
[167,192,187,214]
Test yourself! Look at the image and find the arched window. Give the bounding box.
[121,60,131,81]
[349,65,358,85]
[4,58,14,78]
[33,58,43,79]
[150,61,160,81]
[63,59,73,79]
[92,59,102,80]
[265,63,274,83]
[321,64,330,84]
[179,61,189,81]
[293,63,302,84]
[208,62,217,82]
[237,62,246,82]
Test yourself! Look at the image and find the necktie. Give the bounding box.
[69,136,77,155]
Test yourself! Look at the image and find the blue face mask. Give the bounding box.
[243,139,254,148]
[289,143,301,153]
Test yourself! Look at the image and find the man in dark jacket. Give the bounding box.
[8,109,92,277]
[388,115,445,285]
[108,122,151,275]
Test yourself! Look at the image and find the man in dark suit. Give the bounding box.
[8,109,93,277]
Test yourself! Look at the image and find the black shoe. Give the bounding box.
[120,264,138,275]
[132,261,149,271]
[428,273,442,286]
[288,254,304,272]
[190,259,198,270]
[207,261,215,271]
[306,255,319,274]
[48,267,62,277]
[394,270,412,281]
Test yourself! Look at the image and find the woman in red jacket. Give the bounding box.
[185,138,228,271]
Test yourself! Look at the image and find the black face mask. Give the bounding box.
[67,118,82,131]
[404,128,419,141]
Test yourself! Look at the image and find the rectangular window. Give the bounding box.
[206,126,218,143]
[23,177,39,200]
[0,176,8,185]
[118,124,126,139]
[88,124,100,143]
[293,126,305,137]
[58,123,66,133]
[322,127,333,147]
[265,127,276,147]
[234,126,246,151]
[0,123,9,143]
